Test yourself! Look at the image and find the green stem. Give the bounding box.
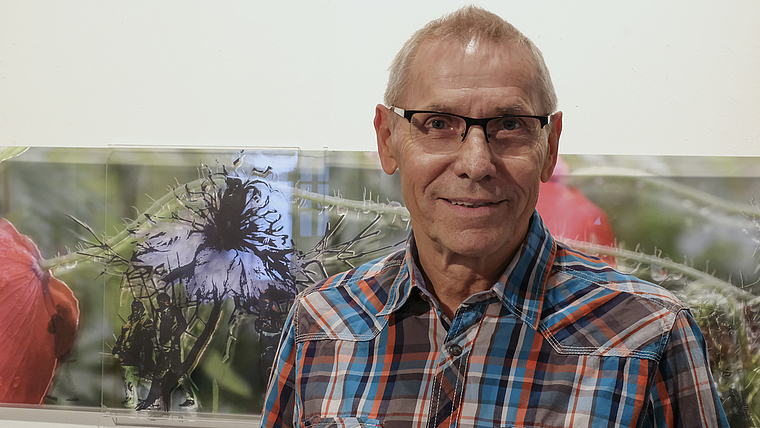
[567,166,757,215]
[274,183,410,218]
[39,176,213,272]
[560,237,757,302]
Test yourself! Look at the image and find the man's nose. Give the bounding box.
[454,125,497,181]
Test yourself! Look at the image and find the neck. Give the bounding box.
[414,238,516,320]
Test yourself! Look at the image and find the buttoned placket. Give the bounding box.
[427,294,497,428]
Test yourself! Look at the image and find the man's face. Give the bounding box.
[375,37,561,269]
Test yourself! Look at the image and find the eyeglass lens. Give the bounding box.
[408,112,542,155]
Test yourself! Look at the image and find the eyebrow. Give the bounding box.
[494,105,531,115]
[421,104,534,117]
[423,103,456,113]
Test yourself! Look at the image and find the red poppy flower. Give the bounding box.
[538,161,616,265]
[0,218,79,404]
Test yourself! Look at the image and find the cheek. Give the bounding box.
[533,140,555,181]
[503,154,540,178]
[397,148,449,188]
[501,157,544,197]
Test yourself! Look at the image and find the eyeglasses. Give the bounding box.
[390,106,550,156]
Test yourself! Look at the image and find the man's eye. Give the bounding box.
[501,118,520,131]
[429,118,451,130]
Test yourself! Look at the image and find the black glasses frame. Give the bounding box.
[390,106,550,144]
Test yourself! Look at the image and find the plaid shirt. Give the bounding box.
[262,213,728,428]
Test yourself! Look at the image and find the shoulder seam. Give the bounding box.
[292,252,403,343]
[557,265,686,313]
[542,264,679,360]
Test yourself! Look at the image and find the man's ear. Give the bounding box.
[374,104,399,175]
[540,111,562,183]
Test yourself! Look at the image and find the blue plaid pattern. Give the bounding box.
[262,212,728,428]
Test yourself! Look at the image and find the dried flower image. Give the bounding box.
[109,164,297,410]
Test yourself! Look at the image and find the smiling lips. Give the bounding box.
[444,198,503,208]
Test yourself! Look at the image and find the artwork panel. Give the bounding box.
[0,148,758,426]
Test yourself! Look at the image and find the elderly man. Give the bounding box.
[261,6,728,428]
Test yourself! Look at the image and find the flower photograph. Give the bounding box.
[0,147,758,426]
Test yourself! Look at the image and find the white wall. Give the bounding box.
[1,1,759,427]
[2,1,759,156]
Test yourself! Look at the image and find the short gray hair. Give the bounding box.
[383,6,558,115]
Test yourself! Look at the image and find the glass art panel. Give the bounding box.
[0,147,758,427]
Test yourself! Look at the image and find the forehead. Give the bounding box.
[404,37,540,114]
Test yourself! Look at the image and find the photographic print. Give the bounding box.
[0,147,758,426]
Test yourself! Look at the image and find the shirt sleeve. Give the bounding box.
[260,303,299,428]
[648,308,730,428]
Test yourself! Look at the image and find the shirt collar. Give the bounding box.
[492,212,556,329]
[378,211,556,329]
[377,235,425,317]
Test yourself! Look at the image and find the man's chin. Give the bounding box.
[439,230,520,261]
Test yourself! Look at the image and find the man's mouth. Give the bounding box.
[445,199,497,208]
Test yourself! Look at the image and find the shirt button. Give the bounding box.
[447,344,463,356]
